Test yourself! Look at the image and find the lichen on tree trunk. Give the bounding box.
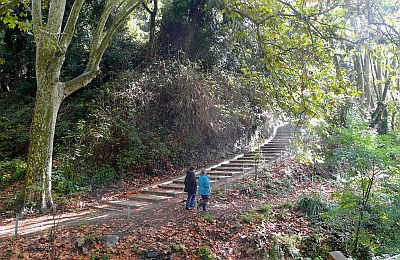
[23,80,63,213]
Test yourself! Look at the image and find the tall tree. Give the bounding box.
[22,0,144,213]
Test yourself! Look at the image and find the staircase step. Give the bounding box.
[211,167,246,172]
[209,175,232,180]
[173,179,217,184]
[262,143,287,147]
[231,160,257,163]
[143,189,183,197]
[127,194,171,203]
[246,151,281,154]
[260,147,284,150]
[207,171,235,176]
[238,156,275,159]
[220,163,253,168]
[92,205,134,212]
[158,183,184,190]
[104,200,147,208]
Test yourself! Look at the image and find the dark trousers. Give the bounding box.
[198,195,209,211]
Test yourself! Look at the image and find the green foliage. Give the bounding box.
[0,158,26,186]
[266,235,302,259]
[223,0,357,118]
[196,245,216,260]
[300,115,400,258]
[242,205,270,224]
[168,242,186,253]
[301,234,330,259]
[131,244,138,253]
[203,214,215,224]
[91,164,116,188]
[158,0,229,68]
[258,203,271,214]
[0,98,32,160]
[297,194,329,219]
[0,1,31,31]
[238,179,264,197]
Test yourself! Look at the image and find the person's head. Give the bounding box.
[189,166,195,172]
[200,168,206,175]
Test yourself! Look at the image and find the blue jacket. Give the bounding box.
[198,175,210,195]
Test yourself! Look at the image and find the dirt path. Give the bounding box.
[0,158,338,259]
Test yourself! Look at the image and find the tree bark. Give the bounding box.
[23,26,65,212]
[23,81,63,212]
[362,51,371,108]
[143,0,158,58]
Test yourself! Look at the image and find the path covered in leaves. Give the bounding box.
[0,157,338,259]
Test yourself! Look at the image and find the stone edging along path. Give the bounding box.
[92,124,294,214]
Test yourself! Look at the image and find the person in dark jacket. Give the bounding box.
[184,166,197,210]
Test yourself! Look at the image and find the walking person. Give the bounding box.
[197,168,210,212]
[184,166,197,210]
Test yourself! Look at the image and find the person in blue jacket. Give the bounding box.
[184,166,197,210]
[197,168,211,212]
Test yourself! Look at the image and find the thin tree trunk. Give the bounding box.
[362,51,371,108]
[149,0,158,57]
[355,53,364,94]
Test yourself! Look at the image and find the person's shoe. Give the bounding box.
[203,209,208,212]
[185,207,191,210]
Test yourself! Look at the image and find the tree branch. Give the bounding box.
[59,0,86,51]
[92,0,143,67]
[65,0,143,97]
[90,0,124,54]
[46,0,66,36]
[63,69,99,98]
[31,0,42,32]
[142,2,152,14]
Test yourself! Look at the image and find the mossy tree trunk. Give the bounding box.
[23,0,143,213]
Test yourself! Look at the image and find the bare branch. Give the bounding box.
[59,0,86,52]
[65,0,144,96]
[91,0,143,69]
[89,0,126,57]
[142,2,152,14]
[31,0,42,31]
[46,0,66,35]
[63,69,99,98]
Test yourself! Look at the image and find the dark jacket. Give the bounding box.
[184,171,197,193]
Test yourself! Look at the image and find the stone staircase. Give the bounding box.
[93,124,294,213]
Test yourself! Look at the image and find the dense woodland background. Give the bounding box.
[0,0,400,259]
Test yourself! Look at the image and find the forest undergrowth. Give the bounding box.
[0,158,339,259]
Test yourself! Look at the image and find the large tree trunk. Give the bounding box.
[23,34,64,212]
[23,81,63,212]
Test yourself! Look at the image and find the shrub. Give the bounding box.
[258,203,271,214]
[297,194,329,219]
[203,214,215,223]
[0,158,26,187]
[91,164,116,187]
[196,245,216,260]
